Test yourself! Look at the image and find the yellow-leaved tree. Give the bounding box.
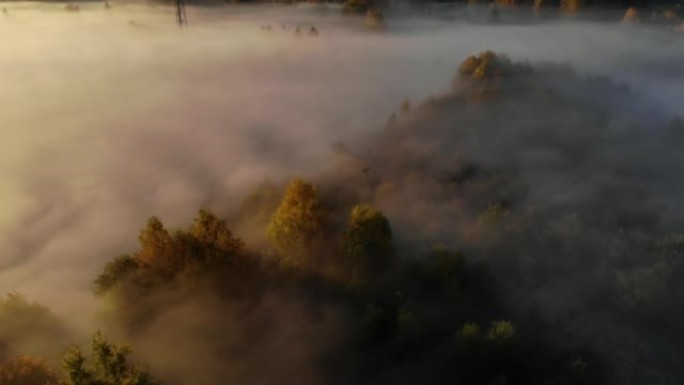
[268,179,328,269]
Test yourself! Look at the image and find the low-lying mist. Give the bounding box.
[1,2,683,384]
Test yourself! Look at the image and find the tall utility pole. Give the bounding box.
[176,0,187,27]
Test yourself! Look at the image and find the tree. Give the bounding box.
[456,51,509,81]
[533,0,545,16]
[477,202,510,229]
[268,179,327,269]
[560,0,582,16]
[429,246,466,292]
[365,9,385,30]
[457,323,482,342]
[95,210,254,307]
[190,209,243,253]
[486,320,518,346]
[188,209,244,267]
[623,7,640,23]
[0,294,70,361]
[93,256,139,296]
[134,211,245,277]
[61,332,155,385]
[342,0,371,14]
[340,204,393,284]
[0,356,59,385]
[135,217,173,274]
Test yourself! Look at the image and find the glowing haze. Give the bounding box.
[0,0,682,335]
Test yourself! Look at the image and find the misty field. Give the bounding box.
[1,2,684,385]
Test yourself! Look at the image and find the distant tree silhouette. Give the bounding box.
[623,6,640,22]
[136,217,173,274]
[0,294,70,362]
[93,255,138,296]
[560,0,582,16]
[366,9,386,29]
[400,98,411,113]
[342,0,372,14]
[0,356,58,385]
[95,209,252,304]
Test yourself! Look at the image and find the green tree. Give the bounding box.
[190,209,242,252]
[365,9,385,30]
[340,204,393,284]
[457,322,482,342]
[486,320,518,346]
[61,332,155,385]
[560,0,582,16]
[429,246,466,291]
[95,210,253,304]
[268,179,327,269]
[342,0,371,14]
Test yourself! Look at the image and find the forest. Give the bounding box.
[2,48,684,384]
[1,1,684,384]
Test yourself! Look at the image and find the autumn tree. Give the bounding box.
[452,51,532,102]
[478,202,511,229]
[456,51,510,81]
[623,7,640,23]
[135,217,173,274]
[340,204,393,284]
[96,210,249,297]
[0,356,59,385]
[428,246,467,292]
[62,332,155,385]
[268,179,328,269]
[560,0,582,16]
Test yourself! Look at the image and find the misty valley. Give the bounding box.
[1,1,684,385]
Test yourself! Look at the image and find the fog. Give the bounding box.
[0,1,683,383]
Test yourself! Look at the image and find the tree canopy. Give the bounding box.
[61,332,155,385]
[268,179,328,269]
[0,356,59,385]
[340,204,393,284]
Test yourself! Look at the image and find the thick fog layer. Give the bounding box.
[0,2,683,382]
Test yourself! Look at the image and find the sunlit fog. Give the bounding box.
[0,1,683,384]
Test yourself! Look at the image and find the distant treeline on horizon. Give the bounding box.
[5,0,683,8]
